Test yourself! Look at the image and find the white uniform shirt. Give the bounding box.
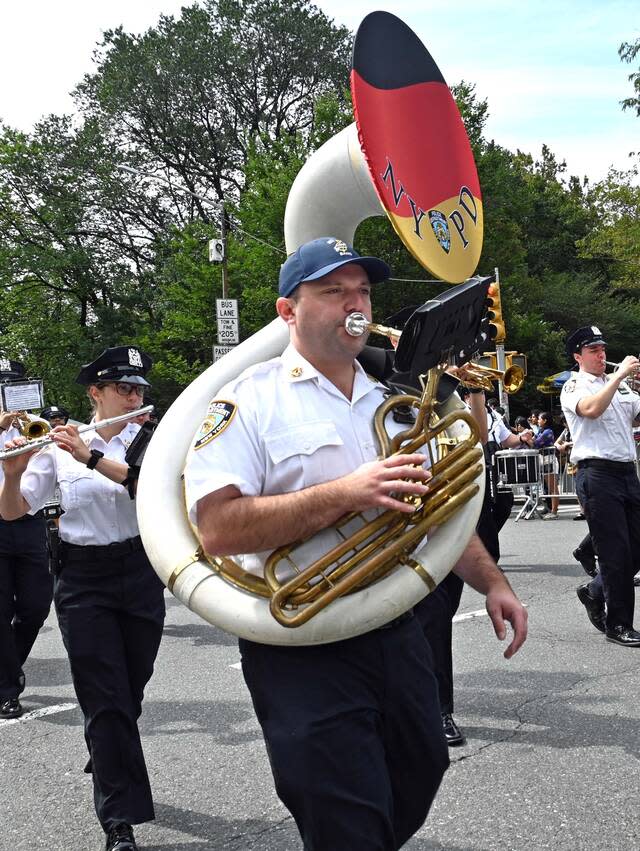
[487,410,511,446]
[19,421,141,545]
[185,344,427,577]
[561,370,640,463]
[0,426,20,490]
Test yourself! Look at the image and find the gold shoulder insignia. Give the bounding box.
[194,400,237,450]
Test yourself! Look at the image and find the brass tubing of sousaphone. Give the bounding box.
[265,381,483,627]
[268,455,482,627]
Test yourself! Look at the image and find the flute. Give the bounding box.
[0,406,153,461]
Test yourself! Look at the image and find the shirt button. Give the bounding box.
[303,442,311,451]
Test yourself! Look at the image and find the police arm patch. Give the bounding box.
[193,400,237,450]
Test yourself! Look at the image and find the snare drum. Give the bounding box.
[494,449,540,486]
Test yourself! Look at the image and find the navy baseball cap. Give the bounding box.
[566,326,607,357]
[279,237,390,297]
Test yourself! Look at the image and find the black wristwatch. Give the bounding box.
[86,449,104,470]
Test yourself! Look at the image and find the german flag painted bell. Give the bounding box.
[351,12,483,284]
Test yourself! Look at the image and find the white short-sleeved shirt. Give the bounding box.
[19,420,141,545]
[561,370,640,463]
[0,426,20,490]
[184,344,428,578]
[487,411,511,446]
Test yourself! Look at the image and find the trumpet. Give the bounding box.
[455,362,525,395]
[13,412,51,441]
[344,312,524,394]
[0,406,153,461]
[606,359,640,391]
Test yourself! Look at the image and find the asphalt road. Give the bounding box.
[3,506,640,851]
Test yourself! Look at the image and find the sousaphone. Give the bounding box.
[137,11,486,645]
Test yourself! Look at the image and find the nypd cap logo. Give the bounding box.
[194,400,237,450]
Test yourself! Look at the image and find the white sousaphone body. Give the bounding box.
[136,11,486,645]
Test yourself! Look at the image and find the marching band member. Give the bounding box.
[561,326,640,646]
[0,346,165,851]
[185,237,528,850]
[41,405,71,427]
[0,359,52,720]
[419,384,533,748]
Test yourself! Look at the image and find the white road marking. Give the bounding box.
[453,608,490,623]
[0,702,77,728]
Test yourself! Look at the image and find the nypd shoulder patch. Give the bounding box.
[194,400,237,450]
[563,379,576,394]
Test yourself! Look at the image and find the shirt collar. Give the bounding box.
[83,419,139,449]
[280,343,385,400]
[578,370,604,384]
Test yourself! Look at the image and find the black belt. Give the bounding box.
[378,609,414,630]
[8,510,46,522]
[60,535,144,560]
[577,459,636,473]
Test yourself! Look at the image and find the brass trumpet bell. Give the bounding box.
[457,362,524,395]
[15,412,51,441]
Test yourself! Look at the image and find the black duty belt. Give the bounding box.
[60,535,144,560]
[577,459,636,473]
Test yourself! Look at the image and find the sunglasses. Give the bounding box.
[106,382,146,398]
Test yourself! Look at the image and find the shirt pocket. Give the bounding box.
[263,420,345,489]
[57,467,96,511]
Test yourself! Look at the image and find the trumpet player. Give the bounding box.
[185,237,528,851]
[0,359,52,720]
[0,346,164,851]
[562,326,640,647]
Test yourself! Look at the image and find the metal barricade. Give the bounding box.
[494,446,578,521]
[498,439,640,521]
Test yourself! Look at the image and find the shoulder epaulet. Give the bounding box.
[224,357,281,391]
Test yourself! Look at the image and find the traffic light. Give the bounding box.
[506,352,527,375]
[486,281,506,343]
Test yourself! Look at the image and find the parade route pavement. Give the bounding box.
[3,506,639,850]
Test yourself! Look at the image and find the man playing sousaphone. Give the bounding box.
[185,237,528,849]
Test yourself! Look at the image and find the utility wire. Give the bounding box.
[389,277,445,284]
[116,164,285,254]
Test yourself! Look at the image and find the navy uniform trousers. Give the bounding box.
[577,460,640,630]
[55,541,165,831]
[0,514,52,701]
[415,572,464,716]
[239,614,449,851]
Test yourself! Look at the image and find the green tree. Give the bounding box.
[619,36,640,117]
[75,0,352,213]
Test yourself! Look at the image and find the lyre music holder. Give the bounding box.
[393,275,493,388]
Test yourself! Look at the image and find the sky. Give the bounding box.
[0,0,638,184]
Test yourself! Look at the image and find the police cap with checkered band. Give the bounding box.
[76,346,152,386]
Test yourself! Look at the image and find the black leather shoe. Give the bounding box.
[576,585,606,633]
[573,548,597,578]
[105,823,137,851]
[442,713,466,747]
[605,626,640,647]
[0,697,23,719]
